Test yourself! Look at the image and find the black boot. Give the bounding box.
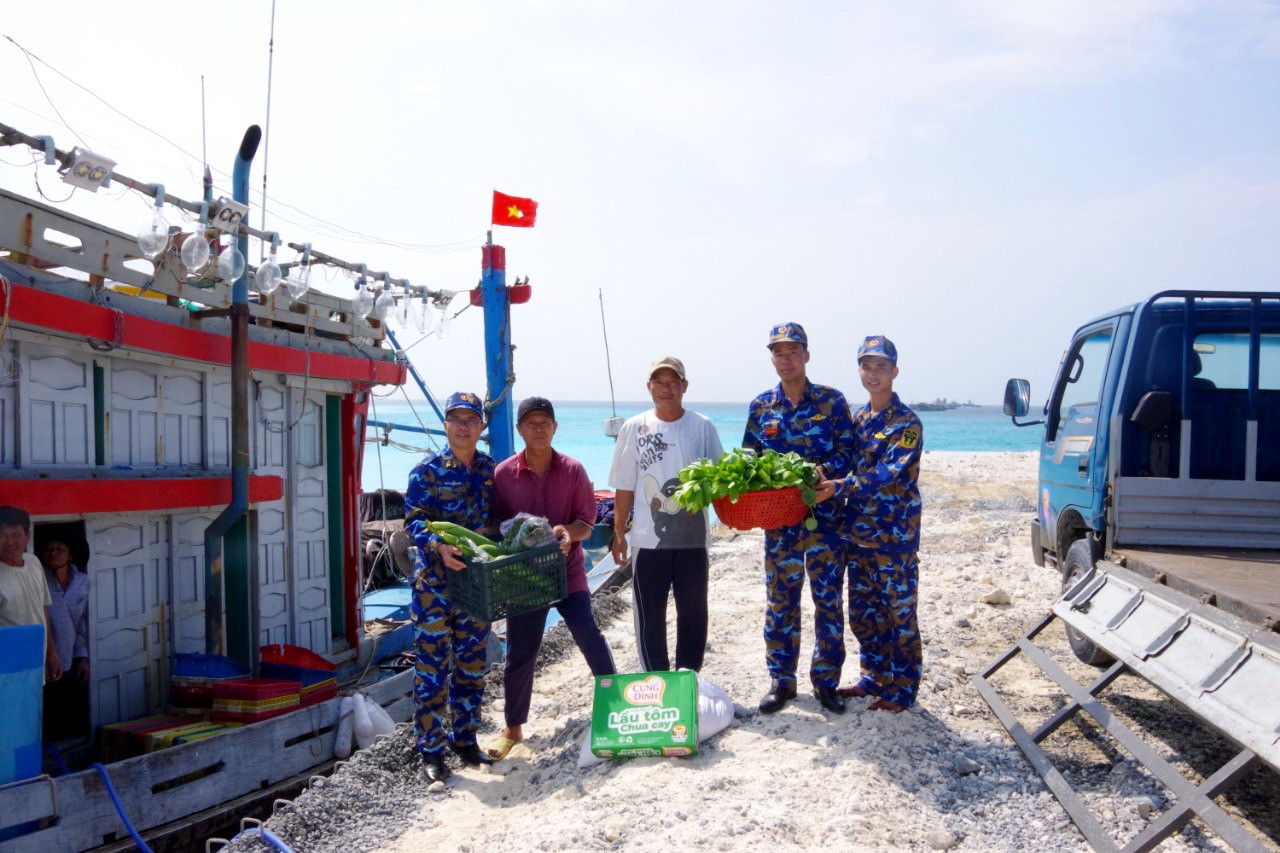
[759,682,797,714]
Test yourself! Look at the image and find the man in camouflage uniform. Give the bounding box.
[743,323,857,715]
[404,391,497,781]
[816,336,923,712]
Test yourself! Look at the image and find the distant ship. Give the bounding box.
[910,398,979,412]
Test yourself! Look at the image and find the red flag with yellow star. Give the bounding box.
[492,190,538,227]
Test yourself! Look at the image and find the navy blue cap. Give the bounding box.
[857,335,897,363]
[444,391,484,417]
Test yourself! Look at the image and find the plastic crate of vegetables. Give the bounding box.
[429,517,568,621]
[447,542,567,621]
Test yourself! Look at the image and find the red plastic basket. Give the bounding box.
[712,487,809,531]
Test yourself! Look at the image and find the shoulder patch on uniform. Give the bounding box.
[901,429,919,449]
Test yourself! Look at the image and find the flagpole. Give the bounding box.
[480,227,515,459]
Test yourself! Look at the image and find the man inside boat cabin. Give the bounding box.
[487,396,616,761]
[743,322,857,716]
[0,505,63,683]
[404,392,497,782]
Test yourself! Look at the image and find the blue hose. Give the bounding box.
[230,826,296,852]
[90,763,153,853]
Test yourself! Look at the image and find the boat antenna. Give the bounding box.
[259,0,278,261]
[599,288,623,438]
[200,75,207,172]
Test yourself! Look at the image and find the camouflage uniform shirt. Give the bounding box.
[841,393,922,551]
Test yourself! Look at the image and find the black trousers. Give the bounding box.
[43,672,90,742]
[631,547,709,672]
[503,590,616,727]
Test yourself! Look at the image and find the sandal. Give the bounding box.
[836,684,870,699]
[868,698,906,713]
[485,735,520,760]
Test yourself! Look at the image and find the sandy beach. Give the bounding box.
[227,451,1278,852]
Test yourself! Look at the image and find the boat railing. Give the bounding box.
[0,186,385,345]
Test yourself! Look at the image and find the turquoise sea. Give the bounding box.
[361,400,1036,493]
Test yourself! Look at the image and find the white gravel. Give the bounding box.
[223,451,1279,853]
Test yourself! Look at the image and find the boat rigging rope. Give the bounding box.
[599,288,619,420]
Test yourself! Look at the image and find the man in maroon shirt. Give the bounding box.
[487,397,616,759]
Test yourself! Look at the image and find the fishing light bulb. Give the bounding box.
[180,232,211,273]
[412,295,433,333]
[436,303,452,339]
[374,289,395,321]
[354,285,374,319]
[286,265,311,300]
[395,289,412,327]
[137,210,169,258]
[216,244,247,282]
[254,257,283,294]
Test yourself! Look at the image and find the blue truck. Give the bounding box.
[993,290,1280,846]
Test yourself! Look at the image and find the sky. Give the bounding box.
[2,1,1278,409]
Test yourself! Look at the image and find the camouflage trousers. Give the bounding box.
[411,583,489,756]
[762,525,845,690]
[847,547,921,708]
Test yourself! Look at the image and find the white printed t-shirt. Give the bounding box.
[608,409,724,551]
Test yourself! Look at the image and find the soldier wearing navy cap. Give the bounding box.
[404,391,498,781]
[743,323,857,715]
[816,335,924,712]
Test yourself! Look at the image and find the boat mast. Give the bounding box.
[480,231,515,459]
[599,288,623,438]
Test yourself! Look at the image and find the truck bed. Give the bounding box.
[1113,546,1280,631]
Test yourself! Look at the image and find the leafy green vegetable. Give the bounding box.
[673,448,820,519]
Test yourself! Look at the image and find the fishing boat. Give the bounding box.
[0,120,537,851]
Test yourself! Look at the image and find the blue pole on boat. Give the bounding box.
[203,125,262,661]
[481,234,515,459]
[385,328,446,424]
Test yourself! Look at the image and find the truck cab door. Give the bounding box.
[1040,325,1116,554]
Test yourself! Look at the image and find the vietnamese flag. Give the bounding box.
[492,190,538,227]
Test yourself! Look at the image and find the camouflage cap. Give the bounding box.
[857,335,898,364]
[443,391,484,417]
[767,322,808,349]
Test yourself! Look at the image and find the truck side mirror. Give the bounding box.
[1004,379,1030,417]
[1004,378,1044,427]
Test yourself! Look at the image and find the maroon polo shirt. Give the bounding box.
[493,448,597,595]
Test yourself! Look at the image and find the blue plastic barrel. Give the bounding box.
[0,623,45,784]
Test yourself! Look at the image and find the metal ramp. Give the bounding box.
[974,563,1279,852]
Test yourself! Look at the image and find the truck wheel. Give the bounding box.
[1061,539,1114,667]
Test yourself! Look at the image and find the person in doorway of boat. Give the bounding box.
[42,538,91,741]
[0,506,62,683]
[608,357,724,672]
[815,335,923,713]
[743,322,857,716]
[486,396,617,761]
[404,392,498,782]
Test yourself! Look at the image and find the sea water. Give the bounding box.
[361,400,1037,492]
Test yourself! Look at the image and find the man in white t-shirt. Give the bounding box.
[0,505,62,683]
[609,357,724,671]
